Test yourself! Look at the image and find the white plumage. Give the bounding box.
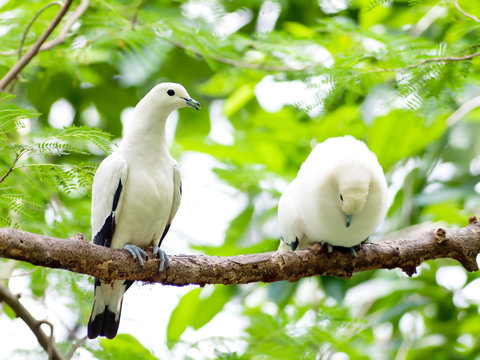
[278,136,388,252]
[87,83,200,339]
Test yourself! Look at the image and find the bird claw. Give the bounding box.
[349,247,357,258]
[326,243,333,254]
[153,246,170,274]
[123,244,148,269]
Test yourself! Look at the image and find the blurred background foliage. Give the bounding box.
[1,0,480,359]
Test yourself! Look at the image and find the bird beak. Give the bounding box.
[182,97,201,110]
[345,214,353,228]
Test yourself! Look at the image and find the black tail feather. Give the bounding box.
[87,303,122,339]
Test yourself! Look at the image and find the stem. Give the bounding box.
[0,152,23,185]
[0,285,65,360]
[17,2,63,59]
[452,0,480,23]
[0,0,74,91]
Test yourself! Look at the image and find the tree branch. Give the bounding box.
[17,2,63,60]
[447,94,480,126]
[65,336,87,360]
[452,0,480,23]
[0,284,65,360]
[172,37,480,74]
[41,0,89,52]
[0,218,479,286]
[369,51,480,74]
[0,0,89,57]
[0,0,74,92]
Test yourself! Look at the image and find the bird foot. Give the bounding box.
[349,241,368,258]
[123,244,148,269]
[321,242,333,254]
[349,247,357,258]
[153,246,170,274]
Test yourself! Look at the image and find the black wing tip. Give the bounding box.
[87,306,120,340]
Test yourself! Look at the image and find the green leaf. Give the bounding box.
[368,110,447,170]
[2,303,15,319]
[167,285,235,347]
[91,334,157,360]
[30,267,47,298]
[167,288,201,347]
[283,22,316,38]
[222,84,255,117]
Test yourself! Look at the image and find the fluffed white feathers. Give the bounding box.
[278,135,388,250]
[88,82,200,339]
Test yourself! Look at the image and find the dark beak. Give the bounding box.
[345,214,353,228]
[182,97,201,110]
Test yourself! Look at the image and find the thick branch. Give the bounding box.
[0,285,65,360]
[0,218,479,285]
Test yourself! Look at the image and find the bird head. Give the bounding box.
[146,82,201,112]
[337,170,370,228]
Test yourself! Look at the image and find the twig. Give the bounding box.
[173,38,480,74]
[0,0,74,92]
[18,2,63,59]
[0,284,65,360]
[0,0,89,57]
[65,336,87,360]
[171,40,309,72]
[452,0,480,23]
[447,94,480,126]
[131,0,144,29]
[0,266,39,280]
[0,152,23,185]
[0,218,479,285]
[41,0,90,51]
[369,51,480,74]
[38,319,55,359]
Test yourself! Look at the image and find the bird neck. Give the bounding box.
[120,101,172,154]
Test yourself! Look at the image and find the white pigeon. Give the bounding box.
[87,82,200,339]
[278,135,388,253]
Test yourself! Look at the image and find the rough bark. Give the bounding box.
[0,217,479,286]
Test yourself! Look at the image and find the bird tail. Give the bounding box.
[87,279,131,339]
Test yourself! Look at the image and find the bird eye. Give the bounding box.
[167,89,175,96]
[340,194,343,201]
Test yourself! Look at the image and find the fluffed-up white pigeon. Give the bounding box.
[87,83,200,339]
[278,135,388,253]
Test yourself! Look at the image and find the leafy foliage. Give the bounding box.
[1,0,480,359]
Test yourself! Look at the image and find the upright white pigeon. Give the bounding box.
[278,135,388,252]
[87,83,200,339]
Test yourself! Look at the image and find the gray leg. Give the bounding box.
[349,247,356,258]
[153,246,171,274]
[326,243,333,254]
[123,244,148,269]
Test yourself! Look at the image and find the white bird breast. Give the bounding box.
[110,157,175,250]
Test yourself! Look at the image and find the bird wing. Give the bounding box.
[91,153,128,248]
[278,178,304,250]
[158,163,182,245]
[169,163,182,224]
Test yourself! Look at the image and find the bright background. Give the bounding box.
[1,0,480,359]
